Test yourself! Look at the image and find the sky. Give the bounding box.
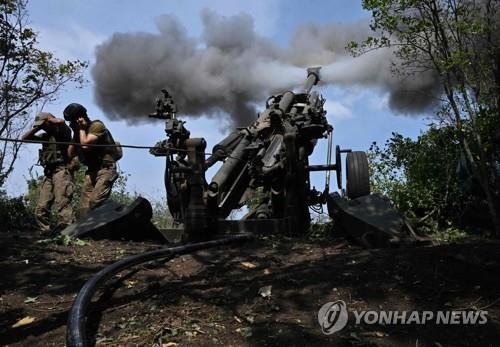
[5,0,428,204]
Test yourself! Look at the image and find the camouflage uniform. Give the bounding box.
[77,120,118,217]
[35,124,74,232]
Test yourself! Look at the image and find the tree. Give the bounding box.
[368,127,488,233]
[353,0,500,235]
[0,0,87,186]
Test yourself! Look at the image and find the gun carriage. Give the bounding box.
[149,67,383,242]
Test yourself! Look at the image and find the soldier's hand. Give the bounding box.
[76,117,87,129]
[36,118,48,128]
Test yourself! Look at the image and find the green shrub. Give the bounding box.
[0,190,33,231]
[368,127,484,234]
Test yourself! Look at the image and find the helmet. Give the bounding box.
[63,103,87,122]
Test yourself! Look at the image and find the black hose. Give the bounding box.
[66,233,253,347]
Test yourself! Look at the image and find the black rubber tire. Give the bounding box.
[346,151,370,199]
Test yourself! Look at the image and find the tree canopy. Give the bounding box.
[353,0,500,235]
[0,0,87,186]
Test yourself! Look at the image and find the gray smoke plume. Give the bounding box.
[92,9,440,125]
[286,21,440,112]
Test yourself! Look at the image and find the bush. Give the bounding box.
[0,190,34,232]
[151,198,172,229]
[110,171,139,206]
[369,127,486,233]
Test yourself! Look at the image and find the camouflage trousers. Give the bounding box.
[79,162,118,217]
[36,166,74,233]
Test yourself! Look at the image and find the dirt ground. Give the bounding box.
[1,231,500,347]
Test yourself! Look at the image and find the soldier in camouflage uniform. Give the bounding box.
[64,103,120,217]
[22,112,75,233]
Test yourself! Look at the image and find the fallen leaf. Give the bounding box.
[240,262,257,269]
[125,280,138,288]
[24,296,38,304]
[162,342,178,347]
[361,331,387,338]
[74,238,89,246]
[12,316,35,328]
[184,330,196,337]
[259,285,272,298]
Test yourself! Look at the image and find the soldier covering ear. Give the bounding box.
[22,112,75,234]
[64,103,121,217]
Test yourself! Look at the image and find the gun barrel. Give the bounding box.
[304,67,321,94]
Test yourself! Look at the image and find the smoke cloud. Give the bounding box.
[92,9,440,125]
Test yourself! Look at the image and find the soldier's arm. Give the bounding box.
[76,118,98,148]
[47,117,65,125]
[79,120,105,149]
[79,129,98,149]
[21,126,42,140]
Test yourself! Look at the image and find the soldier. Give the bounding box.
[64,103,120,217]
[22,112,74,234]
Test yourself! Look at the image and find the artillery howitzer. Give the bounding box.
[65,67,426,346]
[61,67,416,246]
[150,67,413,246]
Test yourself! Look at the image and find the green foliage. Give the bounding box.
[37,234,90,246]
[355,0,500,235]
[151,198,172,229]
[307,220,334,241]
[431,227,468,244]
[25,172,41,215]
[0,190,33,231]
[368,126,490,233]
[110,171,138,206]
[70,167,86,217]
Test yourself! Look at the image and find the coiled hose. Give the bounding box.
[67,233,253,347]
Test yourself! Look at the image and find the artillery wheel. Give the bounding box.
[346,151,370,199]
